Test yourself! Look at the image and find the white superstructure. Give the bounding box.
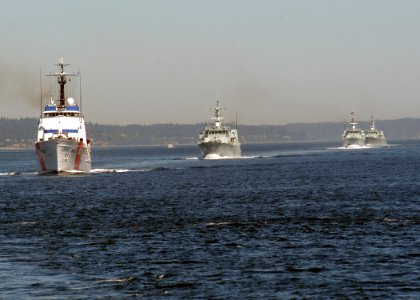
[35,59,91,173]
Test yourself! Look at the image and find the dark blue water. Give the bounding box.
[1,142,419,299]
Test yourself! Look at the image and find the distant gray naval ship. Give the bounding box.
[342,112,365,147]
[198,100,241,158]
[365,113,387,146]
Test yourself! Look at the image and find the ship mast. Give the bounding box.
[39,68,43,113]
[57,58,69,107]
[370,113,376,131]
[211,100,224,129]
[349,112,358,130]
[46,58,77,108]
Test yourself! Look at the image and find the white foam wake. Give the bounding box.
[90,168,134,174]
[90,168,158,174]
[329,145,372,150]
[239,155,265,159]
[0,172,38,176]
[203,154,240,160]
[204,154,224,160]
[65,170,86,174]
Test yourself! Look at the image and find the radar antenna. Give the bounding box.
[46,58,78,107]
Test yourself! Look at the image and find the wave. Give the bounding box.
[90,168,155,174]
[206,221,235,226]
[0,167,171,176]
[328,145,372,150]
[8,221,38,226]
[0,172,19,176]
[239,155,265,159]
[37,170,90,176]
[203,154,242,160]
[64,170,87,174]
[185,155,260,160]
[90,168,133,174]
[0,172,38,177]
[90,167,169,174]
[171,156,200,160]
[96,277,136,283]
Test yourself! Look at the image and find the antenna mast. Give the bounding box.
[46,58,77,107]
[79,70,82,113]
[39,68,43,113]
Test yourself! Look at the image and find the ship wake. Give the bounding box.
[203,154,242,160]
[330,145,372,150]
[0,172,37,177]
[90,167,169,174]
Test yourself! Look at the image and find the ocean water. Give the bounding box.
[0,141,419,299]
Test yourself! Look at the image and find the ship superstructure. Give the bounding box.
[342,112,365,147]
[35,59,91,173]
[365,113,387,146]
[198,100,241,158]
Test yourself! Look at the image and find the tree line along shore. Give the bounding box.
[1,117,420,148]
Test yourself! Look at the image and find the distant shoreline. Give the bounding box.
[1,138,419,151]
[0,146,32,150]
[2,118,420,147]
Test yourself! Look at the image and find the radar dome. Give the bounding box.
[67,97,75,105]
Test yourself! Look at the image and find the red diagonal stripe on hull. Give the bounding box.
[74,141,84,170]
[35,142,46,171]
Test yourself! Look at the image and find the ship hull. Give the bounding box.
[198,142,241,158]
[365,131,387,147]
[35,139,91,173]
[365,136,387,147]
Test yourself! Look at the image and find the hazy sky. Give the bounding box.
[1,0,420,125]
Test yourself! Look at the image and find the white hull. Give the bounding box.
[365,137,387,146]
[365,131,387,146]
[198,142,241,158]
[342,136,365,148]
[35,139,91,173]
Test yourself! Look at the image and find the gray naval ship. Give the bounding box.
[365,113,387,146]
[342,112,365,147]
[198,100,241,158]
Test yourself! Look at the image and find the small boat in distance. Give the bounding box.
[198,100,241,158]
[365,113,387,146]
[35,58,91,173]
[342,112,365,148]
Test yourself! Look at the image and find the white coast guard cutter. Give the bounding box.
[35,59,91,173]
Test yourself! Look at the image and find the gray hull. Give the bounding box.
[198,142,241,158]
[35,139,91,173]
[365,136,387,146]
[365,130,387,146]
